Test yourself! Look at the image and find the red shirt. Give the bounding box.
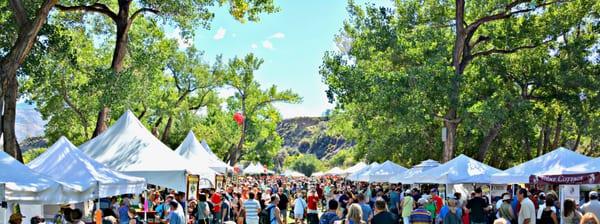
[433,195,443,214]
[211,193,222,212]
[307,195,319,210]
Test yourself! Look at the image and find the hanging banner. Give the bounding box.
[216,175,225,191]
[530,173,600,185]
[186,175,199,201]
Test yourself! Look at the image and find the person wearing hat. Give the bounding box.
[410,198,432,224]
[498,193,516,224]
[582,191,600,219]
[401,189,415,224]
[9,213,25,224]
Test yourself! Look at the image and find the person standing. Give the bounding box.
[277,188,290,224]
[467,188,489,224]
[357,194,372,224]
[166,201,186,224]
[320,200,341,224]
[402,190,415,224]
[410,198,433,224]
[197,194,211,224]
[538,198,558,224]
[517,189,536,224]
[308,190,320,224]
[211,189,223,224]
[268,195,284,224]
[294,192,308,224]
[440,198,461,224]
[582,191,600,219]
[498,194,516,224]
[335,204,365,224]
[118,198,131,224]
[431,189,443,216]
[243,192,262,224]
[372,199,396,224]
[562,199,581,224]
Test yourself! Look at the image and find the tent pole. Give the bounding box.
[144,190,147,224]
[96,181,101,224]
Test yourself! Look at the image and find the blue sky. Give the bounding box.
[181,0,393,118]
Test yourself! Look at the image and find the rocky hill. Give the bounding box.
[276,117,352,160]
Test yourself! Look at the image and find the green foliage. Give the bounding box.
[284,154,324,177]
[22,148,47,164]
[327,148,356,168]
[322,1,600,168]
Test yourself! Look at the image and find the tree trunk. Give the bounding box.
[477,122,503,161]
[1,71,22,162]
[543,124,551,153]
[572,130,581,151]
[92,107,110,137]
[537,124,546,157]
[152,117,163,137]
[551,114,562,149]
[1,0,57,161]
[161,116,173,143]
[443,116,458,162]
[524,134,532,160]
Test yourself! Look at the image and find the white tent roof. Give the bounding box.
[491,147,593,184]
[356,161,407,183]
[311,172,324,177]
[79,110,216,191]
[324,167,346,176]
[390,159,441,184]
[0,151,83,204]
[344,162,367,175]
[175,131,232,173]
[346,162,380,181]
[28,137,146,199]
[413,154,501,184]
[282,170,306,177]
[243,163,265,175]
[548,157,600,175]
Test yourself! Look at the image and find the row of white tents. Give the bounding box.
[320,147,600,185]
[1,110,235,207]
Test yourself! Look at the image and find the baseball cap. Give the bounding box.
[405,190,412,194]
[502,194,511,201]
[590,191,598,197]
[417,198,428,205]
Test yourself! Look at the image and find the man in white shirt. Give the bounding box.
[581,191,600,219]
[517,189,536,224]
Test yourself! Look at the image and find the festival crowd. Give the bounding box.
[11,176,600,224]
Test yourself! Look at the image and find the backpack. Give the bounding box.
[259,205,276,224]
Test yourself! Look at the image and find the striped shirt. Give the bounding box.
[410,208,432,224]
[244,199,261,220]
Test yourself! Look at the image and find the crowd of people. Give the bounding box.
[8,175,600,224]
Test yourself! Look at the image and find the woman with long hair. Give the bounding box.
[539,198,558,224]
[563,199,582,224]
[335,204,365,224]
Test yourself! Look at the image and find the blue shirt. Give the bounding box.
[359,203,372,223]
[168,211,185,224]
[320,211,340,224]
[390,191,400,209]
[118,206,129,224]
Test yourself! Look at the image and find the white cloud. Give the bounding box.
[269,32,285,39]
[251,43,258,49]
[213,27,226,40]
[262,40,273,50]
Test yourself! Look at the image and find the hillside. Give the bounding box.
[276,117,353,160]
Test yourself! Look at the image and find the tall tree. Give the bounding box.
[55,0,278,137]
[0,0,58,161]
[224,54,301,165]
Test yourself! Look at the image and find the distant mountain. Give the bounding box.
[16,105,47,141]
[276,117,353,160]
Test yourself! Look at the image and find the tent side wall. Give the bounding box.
[124,170,187,192]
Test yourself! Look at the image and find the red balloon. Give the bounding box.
[233,112,244,125]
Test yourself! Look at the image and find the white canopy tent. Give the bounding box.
[346,162,380,181]
[198,139,233,173]
[243,163,265,175]
[0,150,83,204]
[491,147,593,184]
[413,154,501,184]
[356,161,407,183]
[556,157,600,174]
[343,162,367,175]
[175,131,232,173]
[28,136,146,199]
[311,172,324,177]
[79,110,216,191]
[390,159,441,184]
[324,167,346,176]
[282,170,306,178]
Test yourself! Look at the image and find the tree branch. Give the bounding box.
[8,0,28,27]
[130,7,159,22]
[467,0,565,35]
[471,41,549,59]
[55,3,118,21]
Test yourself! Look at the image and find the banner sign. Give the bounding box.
[187,175,199,200]
[530,172,600,185]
